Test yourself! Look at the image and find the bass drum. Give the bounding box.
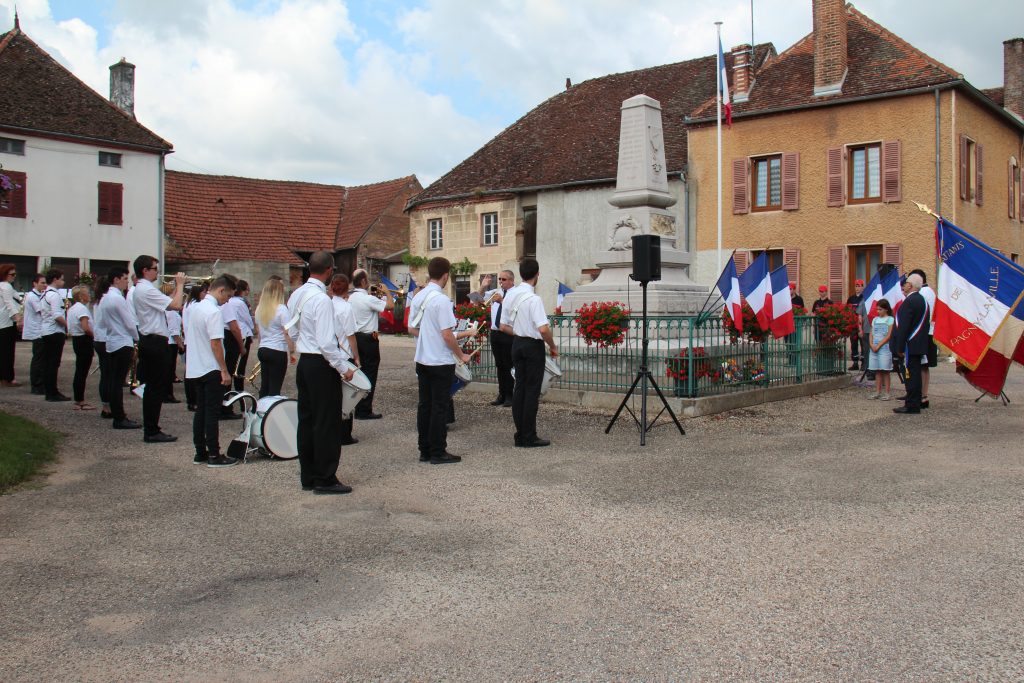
[253,396,299,460]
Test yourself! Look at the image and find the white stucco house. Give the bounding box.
[0,18,172,292]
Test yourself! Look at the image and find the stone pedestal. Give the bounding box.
[561,94,707,315]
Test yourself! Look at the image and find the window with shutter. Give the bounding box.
[781,152,799,210]
[0,170,26,218]
[751,155,782,211]
[961,136,978,202]
[98,182,123,225]
[975,142,983,206]
[1020,165,1024,224]
[783,247,800,292]
[733,250,750,275]
[847,143,881,204]
[428,217,443,250]
[826,147,844,207]
[959,135,968,201]
[882,243,903,269]
[881,140,901,203]
[1009,158,1018,219]
[827,246,846,302]
[732,158,749,214]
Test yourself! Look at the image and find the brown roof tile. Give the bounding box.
[409,45,774,208]
[336,176,421,249]
[0,28,171,151]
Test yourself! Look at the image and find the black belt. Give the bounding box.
[354,332,377,337]
[140,333,167,340]
[513,336,544,343]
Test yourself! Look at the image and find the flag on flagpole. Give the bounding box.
[380,274,399,293]
[407,273,417,291]
[716,255,742,332]
[738,252,771,330]
[403,274,418,328]
[933,218,1024,370]
[880,268,905,314]
[556,282,573,309]
[862,267,903,319]
[717,36,732,128]
[768,266,795,337]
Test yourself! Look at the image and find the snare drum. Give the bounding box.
[252,395,299,459]
[451,361,473,396]
[540,356,563,396]
[341,366,372,418]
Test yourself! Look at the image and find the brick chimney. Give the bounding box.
[1004,38,1024,118]
[109,58,136,118]
[731,44,752,102]
[813,0,848,97]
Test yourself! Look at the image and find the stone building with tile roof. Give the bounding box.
[0,19,173,292]
[165,171,421,290]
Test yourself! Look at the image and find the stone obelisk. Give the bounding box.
[561,94,707,315]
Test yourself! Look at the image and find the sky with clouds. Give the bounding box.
[1,0,1017,188]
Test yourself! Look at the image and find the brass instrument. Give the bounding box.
[160,274,214,286]
[245,361,262,390]
[231,353,245,380]
[369,283,403,298]
[128,343,140,388]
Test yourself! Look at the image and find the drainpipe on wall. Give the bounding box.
[158,153,165,270]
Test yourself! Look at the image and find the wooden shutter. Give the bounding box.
[882,243,903,269]
[1010,161,1017,219]
[1020,166,1024,223]
[826,147,844,207]
[975,143,983,205]
[0,170,26,218]
[783,247,800,292]
[827,246,845,302]
[781,152,799,210]
[881,139,902,203]
[98,182,123,225]
[734,250,750,275]
[959,135,968,200]
[732,158,749,214]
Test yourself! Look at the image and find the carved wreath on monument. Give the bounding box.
[608,215,640,250]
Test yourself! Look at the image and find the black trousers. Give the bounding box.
[354,333,380,416]
[849,333,861,366]
[71,335,94,402]
[93,340,109,404]
[0,325,16,382]
[416,362,454,458]
[511,337,546,444]
[490,330,515,401]
[258,347,288,398]
[296,354,343,488]
[105,346,132,421]
[41,332,66,399]
[193,370,225,457]
[184,377,198,408]
[904,353,923,410]
[30,337,44,392]
[223,334,251,394]
[164,345,179,399]
[138,334,169,436]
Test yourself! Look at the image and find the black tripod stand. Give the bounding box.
[605,280,685,445]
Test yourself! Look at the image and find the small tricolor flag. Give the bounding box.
[738,252,771,331]
[557,282,573,309]
[768,266,795,337]
[716,255,742,332]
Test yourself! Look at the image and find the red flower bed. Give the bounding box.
[814,303,859,344]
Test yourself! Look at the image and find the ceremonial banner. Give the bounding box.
[768,266,795,337]
[716,255,742,332]
[934,219,1024,369]
[738,252,771,331]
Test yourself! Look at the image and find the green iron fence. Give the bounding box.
[470,315,847,398]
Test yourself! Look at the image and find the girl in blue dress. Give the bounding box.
[868,299,895,400]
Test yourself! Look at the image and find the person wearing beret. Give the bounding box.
[811,285,832,341]
[846,279,865,370]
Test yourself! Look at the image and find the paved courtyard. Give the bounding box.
[1,337,1022,682]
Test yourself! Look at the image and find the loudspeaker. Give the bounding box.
[630,234,661,282]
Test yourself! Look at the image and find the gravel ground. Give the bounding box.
[1,337,1023,682]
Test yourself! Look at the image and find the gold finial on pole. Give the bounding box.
[912,201,941,220]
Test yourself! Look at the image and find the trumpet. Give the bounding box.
[369,283,403,298]
[245,361,262,390]
[160,274,214,285]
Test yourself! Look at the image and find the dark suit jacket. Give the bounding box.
[892,291,929,356]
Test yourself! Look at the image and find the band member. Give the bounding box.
[330,273,361,446]
[99,266,140,429]
[131,255,185,443]
[909,268,937,408]
[348,269,393,419]
[501,258,558,448]
[892,273,929,414]
[182,283,208,411]
[0,263,23,387]
[254,277,296,398]
[67,287,95,410]
[482,270,516,406]
[185,275,239,467]
[92,277,112,416]
[38,269,69,402]
[408,257,471,464]
[287,251,355,494]
[846,279,864,370]
[22,273,47,394]
[222,279,254,396]
[162,282,183,404]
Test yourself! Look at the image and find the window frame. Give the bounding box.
[0,169,27,219]
[99,151,122,168]
[97,181,124,226]
[428,217,443,250]
[481,212,499,246]
[521,206,537,258]
[751,154,783,212]
[0,137,26,156]
[847,142,882,205]
[965,138,976,202]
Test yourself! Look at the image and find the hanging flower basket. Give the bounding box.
[574,301,630,348]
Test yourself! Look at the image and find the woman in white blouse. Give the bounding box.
[0,263,23,387]
[67,286,95,410]
[254,277,295,397]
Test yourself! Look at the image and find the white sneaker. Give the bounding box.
[868,393,880,399]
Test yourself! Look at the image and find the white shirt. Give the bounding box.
[0,281,20,329]
[222,296,254,338]
[257,304,291,352]
[919,284,936,335]
[332,296,357,360]
[125,285,139,327]
[485,286,513,327]
[99,290,139,353]
[68,302,92,337]
[185,297,224,379]
[132,278,172,337]
[21,289,46,340]
[413,282,457,366]
[166,309,182,344]
[286,278,348,375]
[499,282,530,330]
[348,288,386,333]
[37,286,65,336]
[509,283,548,340]
[92,302,107,343]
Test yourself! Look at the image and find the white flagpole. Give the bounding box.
[715,21,723,275]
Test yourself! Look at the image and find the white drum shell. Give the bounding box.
[540,357,562,396]
[454,362,473,384]
[342,367,372,418]
[252,396,299,459]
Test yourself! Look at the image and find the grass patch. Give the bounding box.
[0,411,62,492]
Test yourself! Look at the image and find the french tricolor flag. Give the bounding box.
[716,255,742,332]
[934,219,1024,370]
[768,266,795,337]
[718,36,732,128]
[862,267,904,319]
[738,252,771,331]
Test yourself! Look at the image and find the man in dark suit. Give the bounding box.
[891,273,929,414]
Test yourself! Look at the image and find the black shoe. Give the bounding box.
[301,485,314,491]
[849,364,859,371]
[521,438,551,448]
[219,412,242,421]
[313,482,353,494]
[892,406,920,414]
[100,410,113,419]
[339,437,359,445]
[921,400,930,409]
[207,455,240,468]
[113,419,142,429]
[490,397,505,406]
[419,453,431,462]
[429,453,462,464]
[144,432,178,443]
[502,399,513,407]
[45,394,71,402]
[193,454,208,465]
[163,397,181,404]
[354,412,382,420]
